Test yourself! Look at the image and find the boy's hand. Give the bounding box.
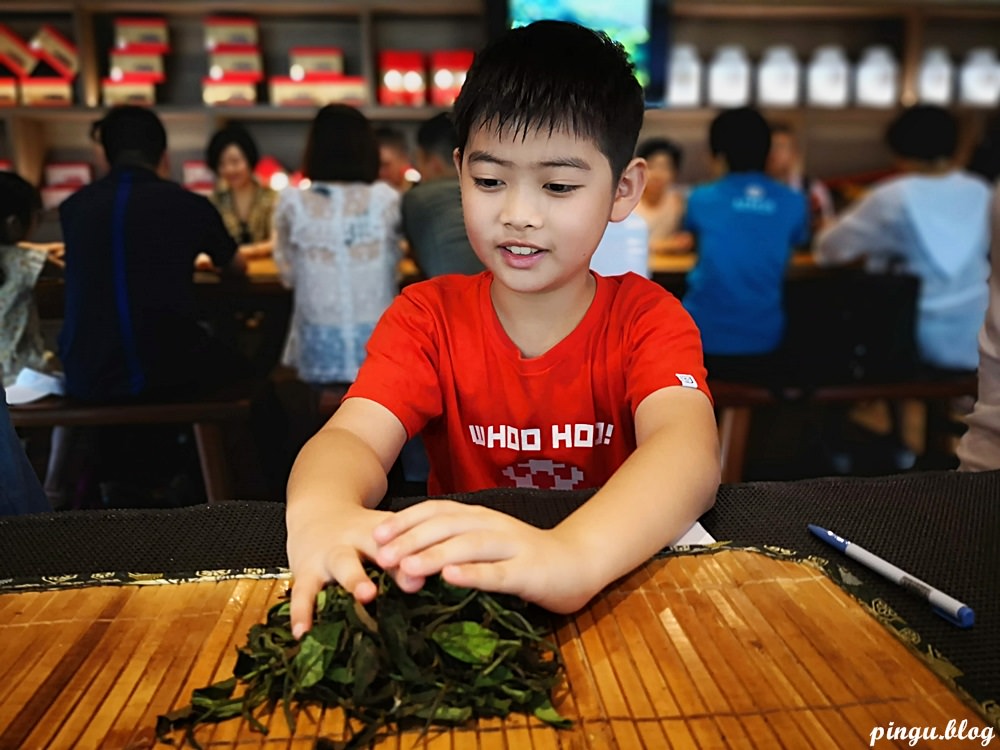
[287,504,393,639]
[372,500,598,614]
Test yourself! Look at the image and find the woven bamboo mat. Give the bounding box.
[0,550,988,750]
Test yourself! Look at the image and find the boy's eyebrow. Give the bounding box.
[467,150,592,171]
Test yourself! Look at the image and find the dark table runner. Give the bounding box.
[1,469,997,726]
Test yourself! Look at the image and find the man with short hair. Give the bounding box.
[402,113,484,278]
[59,105,247,401]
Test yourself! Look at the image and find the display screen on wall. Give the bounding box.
[487,0,669,105]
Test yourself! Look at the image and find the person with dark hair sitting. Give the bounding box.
[59,105,249,402]
[815,105,991,373]
[402,112,483,278]
[205,124,277,258]
[375,125,413,193]
[0,171,57,388]
[273,104,401,390]
[767,121,835,240]
[682,107,809,383]
[633,137,693,255]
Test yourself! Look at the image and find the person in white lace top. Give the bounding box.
[273,105,402,385]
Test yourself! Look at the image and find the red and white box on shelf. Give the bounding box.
[20,77,72,106]
[0,25,37,78]
[429,50,473,106]
[109,45,165,82]
[207,45,262,81]
[204,17,258,50]
[102,74,157,106]
[113,18,170,53]
[183,160,215,197]
[202,73,258,106]
[269,73,366,107]
[44,162,91,187]
[40,184,77,210]
[0,159,12,171]
[289,47,343,78]
[379,51,426,106]
[29,25,78,79]
[0,77,16,106]
[183,160,215,186]
[41,161,92,210]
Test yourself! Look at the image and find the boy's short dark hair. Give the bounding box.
[206,125,260,172]
[97,105,167,168]
[0,170,41,245]
[302,104,379,183]
[452,20,644,180]
[636,137,684,171]
[885,105,958,162]
[709,107,771,173]
[417,113,459,165]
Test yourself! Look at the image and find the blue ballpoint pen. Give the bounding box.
[807,524,975,628]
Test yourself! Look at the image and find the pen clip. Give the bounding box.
[932,605,975,629]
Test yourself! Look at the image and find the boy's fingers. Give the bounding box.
[290,551,376,639]
[373,500,469,543]
[290,576,322,639]
[398,532,513,577]
[441,561,519,596]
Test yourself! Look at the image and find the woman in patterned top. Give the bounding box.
[0,171,56,388]
[273,104,401,387]
[206,124,277,258]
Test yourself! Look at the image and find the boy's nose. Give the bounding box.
[500,187,542,230]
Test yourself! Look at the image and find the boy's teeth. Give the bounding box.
[507,246,538,255]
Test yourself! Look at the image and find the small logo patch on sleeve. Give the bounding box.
[676,373,698,388]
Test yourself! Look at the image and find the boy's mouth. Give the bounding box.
[502,245,544,256]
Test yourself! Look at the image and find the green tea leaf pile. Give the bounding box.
[156,566,570,749]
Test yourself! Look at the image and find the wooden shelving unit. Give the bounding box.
[0,0,998,192]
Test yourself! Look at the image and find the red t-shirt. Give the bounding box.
[347,272,710,494]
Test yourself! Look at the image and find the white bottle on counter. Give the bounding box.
[757,45,800,107]
[917,47,954,105]
[855,46,898,108]
[807,45,850,107]
[708,45,751,107]
[960,48,1000,107]
[667,44,702,107]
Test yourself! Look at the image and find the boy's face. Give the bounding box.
[455,123,643,297]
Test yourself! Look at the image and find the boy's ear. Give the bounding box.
[452,147,462,177]
[609,157,647,223]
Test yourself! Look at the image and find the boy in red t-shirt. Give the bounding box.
[286,20,720,637]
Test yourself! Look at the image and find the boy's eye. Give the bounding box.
[545,183,578,194]
[472,177,503,189]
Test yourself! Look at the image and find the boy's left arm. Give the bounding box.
[373,386,719,613]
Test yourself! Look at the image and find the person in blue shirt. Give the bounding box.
[682,107,809,382]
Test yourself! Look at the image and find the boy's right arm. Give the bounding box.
[286,397,409,638]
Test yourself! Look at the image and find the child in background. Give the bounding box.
[285,20,719,638]
[375,126,414,193]
[0,171,56,387]
[766,122,835,240]
[682,107,809,383]
[632,137,693,254]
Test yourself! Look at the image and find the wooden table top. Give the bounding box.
[0,549,987,749]
[649,252,818,274]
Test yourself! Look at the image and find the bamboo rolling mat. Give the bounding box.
[0,550,988,750]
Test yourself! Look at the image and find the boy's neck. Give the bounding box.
[489,273,598,358]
